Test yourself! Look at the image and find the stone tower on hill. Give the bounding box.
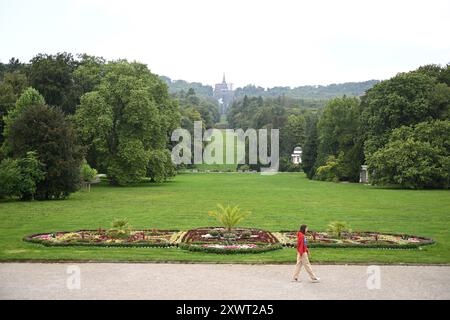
[213,73,234,114]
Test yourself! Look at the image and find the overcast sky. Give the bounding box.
[1,0,449,88]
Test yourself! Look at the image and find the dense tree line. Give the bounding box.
[160,76,214,97]
[233,80,379,100]
[227,95,311,171]
[226,64,449,188]
[0,53,183,200]
[174,88,220,130]
[302,64,450,188]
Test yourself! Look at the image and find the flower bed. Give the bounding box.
[179,227,282,254]
[181,227,279,244]
[178,243,283,254]
[24,228,434,251]
[272,231,434,249]
[24,229,184,248]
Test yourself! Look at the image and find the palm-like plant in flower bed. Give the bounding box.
[208,204,251,233]
[327,221,351,239]
[178,204,283,253]
[106,218,132,239]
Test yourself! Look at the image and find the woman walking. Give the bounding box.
[292,224,320,282]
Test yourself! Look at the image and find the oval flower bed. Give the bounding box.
[24,229,185,248]
[24,228,434,252]
[272,231,434,249]
[179,227,282,254]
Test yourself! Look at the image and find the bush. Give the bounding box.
[80,160,97,183]
[0,152,44,200]
[327,221,351,239]
[0,158,21,198]
[106,218,132,239]
[80,159,97,191]
[315,156,339,182]
[279,156,302,172]
[238,164,250,171]
[367,120,450,189]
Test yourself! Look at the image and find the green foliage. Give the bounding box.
[6,104,82,199]
[0,152,44,200]
[107,218,132,239]
[227,95,310,166]
[208,204,251,232]
[80,160,97,183]
[0,71,29,144]
[233,80,378,100]
[0,158,21,198]
[280,114,306,157]
[107,139,150,185]
[28,53,79,114]
[1,87,46,156]
[1,173,450,263]
[73,54,106,95]
[279,156,302,172]
[147,149,176,183]
[16,152,46,200]
[175,89,219,129]
[315,155,339,182]
[314,97,362,181]
[367,120,450,189]
[161,76,214,97]
[74,60,180,185]
[327,221,351,239]
[302,113,320,179]
[361,70,449,157]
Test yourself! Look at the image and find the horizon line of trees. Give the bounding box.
[159,74,380,101]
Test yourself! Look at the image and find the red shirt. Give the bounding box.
[297,231,309,256]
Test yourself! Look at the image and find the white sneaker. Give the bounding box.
[311,277,320,283]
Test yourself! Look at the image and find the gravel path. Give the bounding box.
[1,263,449,300]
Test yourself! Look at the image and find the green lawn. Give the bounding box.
[1,173,449,264]
[194,129,238,171]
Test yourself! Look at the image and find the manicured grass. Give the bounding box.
[0,173,449,264]
[193,129,238,171]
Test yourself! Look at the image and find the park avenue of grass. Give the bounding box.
[0,173,449,264]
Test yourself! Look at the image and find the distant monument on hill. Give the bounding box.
[213,73,234,114]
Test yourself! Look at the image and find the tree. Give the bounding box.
[73,54,106,96]
[147,149,176,182]
[301,112,319,179]
[1,87,46,156]
[74,60,180,185]
[0,71,28,144]
[280,114,306,158]
[315,97,362,181]
[360,71,449,157]
[367,120,450,189]
[28,53,79,114]
[6,104,82,199]
[174,88,219,129]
